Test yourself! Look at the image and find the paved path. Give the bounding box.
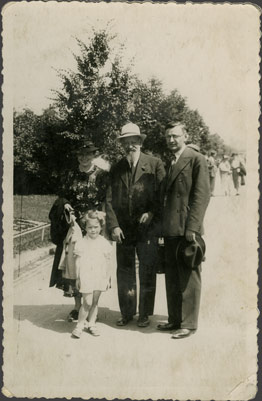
[4,184,258,399]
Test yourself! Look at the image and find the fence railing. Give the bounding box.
[13,221,51,254]
[13,223,51,239]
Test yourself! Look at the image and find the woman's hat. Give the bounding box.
[75,139,99,154]
[117,123,146,141]
[176,236,206,269]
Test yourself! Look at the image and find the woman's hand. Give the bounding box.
[64,203,74,212]
[64,203,75,224]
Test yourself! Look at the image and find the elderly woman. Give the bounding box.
[49,139,110,321]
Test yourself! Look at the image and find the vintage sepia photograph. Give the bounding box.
[2,2,260,399]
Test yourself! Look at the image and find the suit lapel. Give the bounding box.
[166,148,191,192]
[133,153,148,184]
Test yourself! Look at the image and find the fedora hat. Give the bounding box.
[176,236,206,269]
[117,123,146,141]
[74,139,98,154]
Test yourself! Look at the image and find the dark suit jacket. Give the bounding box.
[161,147,210,237]
[106,152,165,241]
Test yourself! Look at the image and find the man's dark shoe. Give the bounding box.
[68,309,79,322]
[157,322,180,331]
[137,316,150,327]
[116,316,133,326]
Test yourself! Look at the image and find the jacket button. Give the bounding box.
[177,194,181,198]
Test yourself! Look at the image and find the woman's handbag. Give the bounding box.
[155,238,165,274]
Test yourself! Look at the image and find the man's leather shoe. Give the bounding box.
[137,317,150,327]
[116,316,133,326]
[157,323,180,331]
[171,328,196,339]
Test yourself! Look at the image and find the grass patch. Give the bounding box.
[14,195,57,223]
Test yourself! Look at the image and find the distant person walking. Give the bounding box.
[231,153,241,195]
[219,155,231,196]
[238,156,247,186]
[207,150,217,196]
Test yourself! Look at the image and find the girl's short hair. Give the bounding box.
[81,210,106,227]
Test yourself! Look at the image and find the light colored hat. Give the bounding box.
[117,123,146,141]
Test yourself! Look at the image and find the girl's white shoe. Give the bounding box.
[72,326,83,338]
[88,326,100,336]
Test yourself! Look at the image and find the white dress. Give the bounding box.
[74,235,112,293]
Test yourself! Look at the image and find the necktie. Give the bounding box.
[171,154,177,165]
[131,161,135,175]
[167,155,176,179]
[127,160,135,186]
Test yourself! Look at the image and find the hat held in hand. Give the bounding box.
[176,235,206,269]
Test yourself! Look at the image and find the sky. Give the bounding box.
[3,1,260,150]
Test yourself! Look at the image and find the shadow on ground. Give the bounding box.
[14,304,168,335]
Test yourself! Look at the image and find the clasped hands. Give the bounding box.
[112,212,153,244]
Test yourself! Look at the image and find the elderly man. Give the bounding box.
[106,122,165,327]
[158,121,210,339]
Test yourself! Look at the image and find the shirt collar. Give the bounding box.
[126,151,140,167]
[173,144,187,162]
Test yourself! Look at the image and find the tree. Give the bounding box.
[14,27,231,194]
[52,30,135,164]
[14,109,41,193]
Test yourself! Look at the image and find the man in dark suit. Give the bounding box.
[158,121,210,339]
[106,123,165,327]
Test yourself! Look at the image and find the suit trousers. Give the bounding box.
[164,237,201,330]
[116,239,157,319]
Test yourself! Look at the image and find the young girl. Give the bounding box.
[72,210,112,338]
